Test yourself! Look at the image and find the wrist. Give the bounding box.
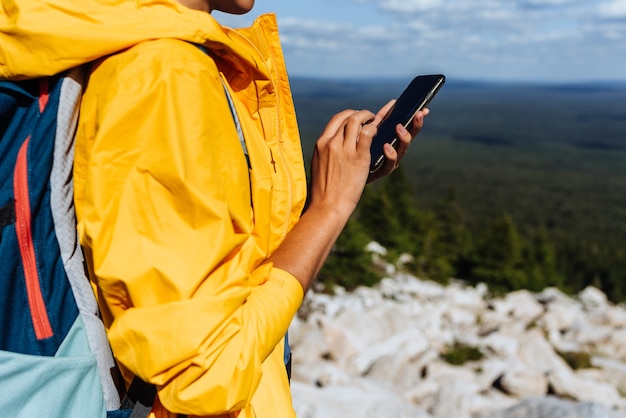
[304,199,355,226]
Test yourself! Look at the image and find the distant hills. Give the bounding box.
[289,76,626,301]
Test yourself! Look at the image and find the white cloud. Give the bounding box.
[598,0,626,18]
[217,0,626,81]
[379,0,443,13]
[280,17,393,46]
[521,0,580,6]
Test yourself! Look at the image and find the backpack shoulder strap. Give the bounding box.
[50,67,126,411]
[221,79,250,170]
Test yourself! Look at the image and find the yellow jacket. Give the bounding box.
[1,1,306,417]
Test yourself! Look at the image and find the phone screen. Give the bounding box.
[370,74,445,172]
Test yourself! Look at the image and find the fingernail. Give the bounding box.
[398,124,408,135]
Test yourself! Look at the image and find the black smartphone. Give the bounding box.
[370,74,445,173]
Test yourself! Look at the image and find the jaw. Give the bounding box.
[211,0,255,15]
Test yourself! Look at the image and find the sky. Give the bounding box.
[213,0,626,83]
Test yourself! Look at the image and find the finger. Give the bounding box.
[320,109,358,142]
[356,122,377,151]
[373,100,396,126]
[408,108,429,135]
[394,123,412,159]
[381,143,399,171]
[343,110,376,145]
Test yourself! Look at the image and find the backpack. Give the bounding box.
[0,49,291,417]
[0,68,154,417]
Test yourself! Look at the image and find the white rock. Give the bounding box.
[536,287,572,304]
[397,252,415,267]
[607,306,626,328]
[473,358,509,392]
[443,305,478,329]
[579,286,609,310]
[424,361,478,386]
[445,281,487,312]
[378,274,446,301]
[602,328,626,360]
[548,365,625,409]
[430,379,478,418]
[479,396,626,418]
[288,317,329,361]
[364,241,387,256]
[406,379,440,406]
[565,322,612,347]
[498,368,548,397]
[367,349,437,394]
[480,333,519,360]
[516,329,570,376]
[592,357,626,399]
[468,389,519,417]
[492,289,544,325]
[348,328,429,376]
[291,360,352,387]
[413,303,456,347]
[541,300,583,333]
[291,379,432,418]
[316,316,366,365]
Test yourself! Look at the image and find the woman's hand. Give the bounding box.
[308,108,378,217]
[367,100,430,183]
[268,105,429,294]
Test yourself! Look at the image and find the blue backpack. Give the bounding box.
[0,68,154,417]
[0,52,291,417]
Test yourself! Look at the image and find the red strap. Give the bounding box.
[14,137,54,340]
[38,78,49,113]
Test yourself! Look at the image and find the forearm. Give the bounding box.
[268,203,353,293]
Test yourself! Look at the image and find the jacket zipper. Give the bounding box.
[227,28,296,241]
[265,51,295,243]
[14,137,54,341]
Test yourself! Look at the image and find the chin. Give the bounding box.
[219,0,254,14]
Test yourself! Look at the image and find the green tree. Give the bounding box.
[357,183,398,250]
[469,214,526,292]
[523,228,563,292]
[316,215,380,291]
[416,187,471,282]
[379,167,429,255]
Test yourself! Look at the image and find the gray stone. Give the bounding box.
[479,396,626,418]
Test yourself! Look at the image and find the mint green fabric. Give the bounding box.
[0,316,107,418]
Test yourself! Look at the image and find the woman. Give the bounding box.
[1,0,428,416]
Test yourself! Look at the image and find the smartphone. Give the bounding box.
[369,74,446,173]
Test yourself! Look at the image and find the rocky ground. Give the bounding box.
[289,269,626,418]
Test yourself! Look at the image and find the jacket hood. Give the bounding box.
[0,0,269,80]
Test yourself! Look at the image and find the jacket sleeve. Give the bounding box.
[75,41,304,415]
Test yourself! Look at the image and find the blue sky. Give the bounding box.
[214,0,626,83]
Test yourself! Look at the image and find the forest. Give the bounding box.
[290,77,626,302]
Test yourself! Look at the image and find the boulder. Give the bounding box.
[498,369,548,397]
[348,328,429,376]
[492,290,544,325]
[291,379,432,418]
[548,364,625,408]
[478,396,626,418]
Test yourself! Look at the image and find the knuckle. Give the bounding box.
[348,113,361,124]
[326,137,342,151]
[361,124,376,138]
